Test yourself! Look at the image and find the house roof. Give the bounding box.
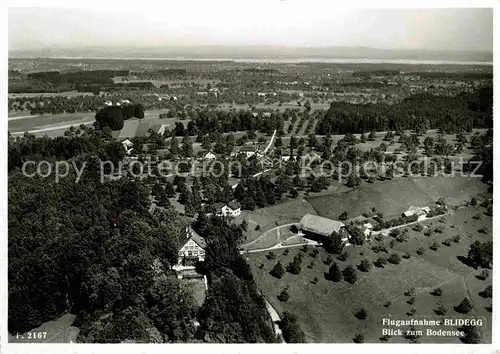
[239,145,258,152]
[183,226,206,249]
[299,214,345,237]
[213,202,225,211]
[404,205,430,216]
[403,210,415,217]
[157,124,168,135]
[227,201,241,210]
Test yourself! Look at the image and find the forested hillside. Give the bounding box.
[8,131,275,343]
[316,86,493,135]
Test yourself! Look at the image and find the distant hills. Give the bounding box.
[9,45,493,62]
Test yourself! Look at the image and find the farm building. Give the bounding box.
[281,153,292,162]
[221,201,241,217]
[204,151,216,160]
[214,201,241,217]
[299,214,348,242]
[177,227,206,266]
[213,202,226,213]
[157,124,169,135]
[254,151,264,159]
[238,145,259,158]
[402,205,431,220]
[363,222,374,238]
[121,139,133,154]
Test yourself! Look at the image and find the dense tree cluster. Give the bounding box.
[95,103,145,131]
[189,109,285,135]
[279,312,306,343]
[467,241,493,269]
[10,70,129,94]
[195,215,276,342]
[8,129,125,172]
[316,87,493,135]
[9,132,275,343]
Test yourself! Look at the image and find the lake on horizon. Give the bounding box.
[47,57,493,66]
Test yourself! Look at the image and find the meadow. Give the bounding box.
[247,204,492,343]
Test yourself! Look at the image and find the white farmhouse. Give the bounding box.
[204,151,216,161]
[402,206,431,221]
[177,227,206,265]
[239,145,258,158]
[281,154,292,162]
[221,201,242,217]
[363,222,373,238]
[121,139,134,155]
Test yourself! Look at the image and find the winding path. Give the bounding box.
[254,289,285,343]
[241,222,297,249]
[262,130,277,154]
[371,211,452,236]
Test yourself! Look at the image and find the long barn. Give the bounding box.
[299,214,348,242]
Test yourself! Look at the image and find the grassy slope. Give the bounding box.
[247,205,492,343]
[308,178,434,219]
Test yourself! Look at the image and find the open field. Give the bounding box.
[412,175,490,207]
[246,198,317,236]
[307,176,488,220]
[184,278,207,308]
[112,77,220,88]
[247,204,492,343]
[8,112,95,134]
[8,108,192,138]
[307,178,434,219]
[8,91,95,98]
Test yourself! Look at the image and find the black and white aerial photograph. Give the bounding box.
[5,1,496,347]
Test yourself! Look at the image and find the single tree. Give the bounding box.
[459,325,482,344]
[388,253,401,264]
[338,211,348,221]
[431,288,443,296]
[323,231,344,254]
[270,261,285,279]
[342,265,358,284]
[455,297,473,314]
[327,262,343,282]
[374,256,388,268]
[358,259,372,272]
[277,288,289,302]
[286,255,302,275]
[435,301,447,315]
[354,308,368,320]
[353,333,364,343]
[480,285,492,298]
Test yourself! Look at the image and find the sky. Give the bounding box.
[8,3,494,51]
